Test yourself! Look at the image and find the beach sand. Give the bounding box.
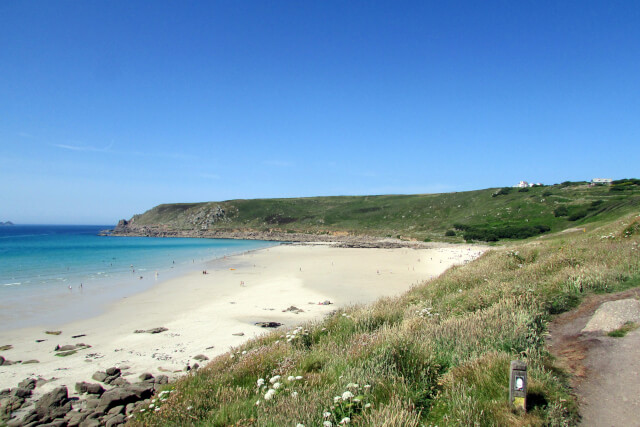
[0,243,484,400]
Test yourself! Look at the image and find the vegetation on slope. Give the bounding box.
[131,213,640,426]
[126,182,640,242]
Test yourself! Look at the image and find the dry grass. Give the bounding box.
[131,213,640,426]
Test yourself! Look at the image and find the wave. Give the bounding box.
[2,282,21,286]
[0,233,49,239]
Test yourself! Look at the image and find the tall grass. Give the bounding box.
[132,214,640,426]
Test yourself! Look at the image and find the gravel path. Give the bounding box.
[548,289,640,427]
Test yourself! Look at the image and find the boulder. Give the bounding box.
[19,378,37,390]
[34,386,71,422]
[108,405,124,416]
[75,382,104,395]
[98,384,153,411]
[39,420,68,426]
[105,413,126,427]
[65,410,88,427]
[255,321,283,328]
[22,360,40,364]
[193,354,209,361]
[1,395,25,417]
[12,387,32,398]
[155,375,169,385]
[109,377,129,387]
[134,327,168,334]
[105,367,121,377]
[79,419,101,427]
[138,372,154,381]
[55,344,77,352]
[91,371,108,383]
[0,356,4,366]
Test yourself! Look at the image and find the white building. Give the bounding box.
[591,178,613,185]
[515,181,529,188]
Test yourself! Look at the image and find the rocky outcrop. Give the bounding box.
[4,367,173,426]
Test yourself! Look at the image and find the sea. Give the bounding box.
[0,225,277,331]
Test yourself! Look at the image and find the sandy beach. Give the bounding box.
[0,243,485,401]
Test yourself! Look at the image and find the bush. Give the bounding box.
[462,224,551,241]
[492,187,512,197]
[518,187,530,192]
[568,210,587,221]
[445,230,456,237]
[542,191,553,197]
[553,206,568,217]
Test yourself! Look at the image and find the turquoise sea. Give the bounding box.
[0,225,276,331]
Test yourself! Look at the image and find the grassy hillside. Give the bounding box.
[130,213,640,426]
[126,182,640,241]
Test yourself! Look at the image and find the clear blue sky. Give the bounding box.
[1,1,639,224]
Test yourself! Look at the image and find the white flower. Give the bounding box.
[296,424,305,427]
[323,422,333,427]
[269,375,281,384]
[154,407,160,411]
[275,340,280,344]
[287,375,295,381]
[323,411,332,419]
[149,404,154,408]
[187,406,193,410]
[363,384,371,389]
[257,378,265,387]
[353,398,361,402]
[291,391,298,398]
[334,396,341,403]
[346,383,358,389]
[273,382,282,390]
[296,375,303,380]
[342,391,354,400]
[242,350,247,355]
[365,403,371,408]
[256,400,260,406]
[264,389,276,400]
[339,417,351,424]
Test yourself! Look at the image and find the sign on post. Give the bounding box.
[509,360,527,411]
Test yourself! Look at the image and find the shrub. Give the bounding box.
[518,187,530,192]
[553,206,569,217]
[568,210,587,221]
[542,191,553,197]
[445,230,456,237]
[492,187,512,197]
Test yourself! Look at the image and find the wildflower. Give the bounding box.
[154,407,160,412]
[339,417,351,424]
[296,424,305,427]
[140,409,146,412]
[242,350,247,355]
[334,396,341,403]
[364,403,371,408]
[149,404,155,408]
[256,400,261,406]
[257,378,265,387]
[296,375,303,380]
[346,383,358,389]
[323,422,333,427]
[273,382,282,390]
[364,384,371,389]
[264,389,276,400]
[291,391,298,398]
[342,391,354,400]
[287,375,295,381]
[323,411,332,418]
[187,406,193,410]
[342,313,347,317]
[270,375,281,384]
[275,340,280,344]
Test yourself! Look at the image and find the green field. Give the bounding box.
[128,180,640,242]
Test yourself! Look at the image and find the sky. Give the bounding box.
[1,1,639,224]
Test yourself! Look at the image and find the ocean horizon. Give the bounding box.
[0,225,277,331]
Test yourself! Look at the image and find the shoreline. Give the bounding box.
[0,242,486,414]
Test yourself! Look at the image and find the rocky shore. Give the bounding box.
[103,220,439,249]
[1,367,171,426]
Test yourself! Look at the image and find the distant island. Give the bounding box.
[0,221,14,226]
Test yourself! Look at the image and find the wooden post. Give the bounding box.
[509,360,527,411]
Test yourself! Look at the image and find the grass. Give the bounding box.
[607,322,639,337]
[124,182,640,242]
[128,212,640,426]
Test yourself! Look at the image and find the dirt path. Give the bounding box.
[548,288,640,426]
